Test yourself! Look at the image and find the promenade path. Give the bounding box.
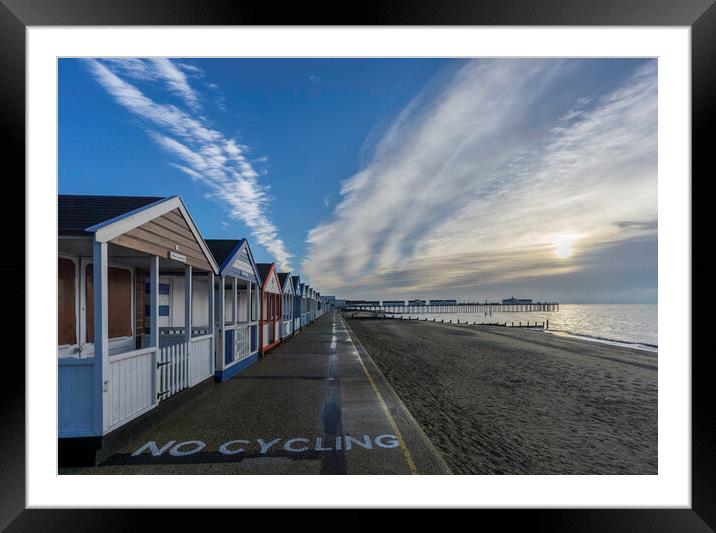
[69,309,451,474]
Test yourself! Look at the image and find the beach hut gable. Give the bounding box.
[211,239,259,283]
[87,196,218,273]
[280,274,295,295]
[264,270,281,293]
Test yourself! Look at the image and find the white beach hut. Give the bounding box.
[291,275,302,334]
[58,195,219,464]
[278,272,295,340]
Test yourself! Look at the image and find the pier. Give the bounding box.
[342,301,559,314]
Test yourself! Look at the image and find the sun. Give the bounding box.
[554,235,577,259]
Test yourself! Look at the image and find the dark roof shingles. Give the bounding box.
[205,239,245,268]
[58,195,165,236]
[255,263,274,284]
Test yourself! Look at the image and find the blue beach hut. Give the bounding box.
[205,239,260,381]
[291,275,302,333]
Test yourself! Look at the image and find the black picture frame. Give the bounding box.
[2,0,712,528]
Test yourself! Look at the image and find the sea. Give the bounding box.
[395,303,658,352]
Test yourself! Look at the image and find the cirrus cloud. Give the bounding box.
[85,58,292,270]
[302,59,657,301]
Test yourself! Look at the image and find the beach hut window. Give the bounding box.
[58,257,77,346]
[237,283,248,322]
[224,282,234,324]
[191,276,210,329]
[85,265,133,342]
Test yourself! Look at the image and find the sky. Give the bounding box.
[59,58,657,303]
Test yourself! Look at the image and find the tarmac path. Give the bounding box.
[66,310,450,475]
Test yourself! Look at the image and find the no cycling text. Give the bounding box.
[130,434,400,459]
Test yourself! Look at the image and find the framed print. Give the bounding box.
[2,0,713,528]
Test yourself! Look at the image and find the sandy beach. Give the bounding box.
[345,317,657,475]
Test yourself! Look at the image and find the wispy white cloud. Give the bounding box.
[104,58,201,111]
[302,59,657,299]
[86,58,292,270]
[148,58,201,111]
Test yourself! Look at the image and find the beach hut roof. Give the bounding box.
[278,272,295,294]
[205,239,246,267]
[205,238,259,283]
[256,263,275,284]
[59,195,165,236]
[59,194,219,273]
[256,262,281,293]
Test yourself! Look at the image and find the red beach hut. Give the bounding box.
[256,263,282,354]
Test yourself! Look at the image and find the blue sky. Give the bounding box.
[59,58,657,303]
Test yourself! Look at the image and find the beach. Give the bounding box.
[345,316,658,475]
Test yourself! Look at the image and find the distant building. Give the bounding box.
[382,300,405,306]
[345,300,380,307]
[429,299,457,305]
[408,299,426,305]
[502,297,533,305]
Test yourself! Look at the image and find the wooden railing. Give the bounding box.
[158,342,190,400]
[158,334,212,401]
[106,347,156,431]
[236,324,251,360]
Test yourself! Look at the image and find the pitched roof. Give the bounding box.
[205,239,246,269]
[256,263,275,284]
[59,195,166,236]
[277,272,290,286]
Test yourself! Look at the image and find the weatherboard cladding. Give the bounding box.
[109,208,213,271]
[58,195,165,236]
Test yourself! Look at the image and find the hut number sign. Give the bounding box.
[169,250,187,263]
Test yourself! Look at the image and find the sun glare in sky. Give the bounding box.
[554,235,577,259]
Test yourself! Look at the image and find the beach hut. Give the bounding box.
[310,288,317,321]
[57,195,219,464]
[278,272,295,340]
[256,263,282,354]
[291,276,302,333]
[205,239,260,381]
[299,283,309,327]
[304,285,313,324]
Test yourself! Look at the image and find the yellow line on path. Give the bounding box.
[341,316,418,474]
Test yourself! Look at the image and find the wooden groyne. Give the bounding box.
[344,312,550,330]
